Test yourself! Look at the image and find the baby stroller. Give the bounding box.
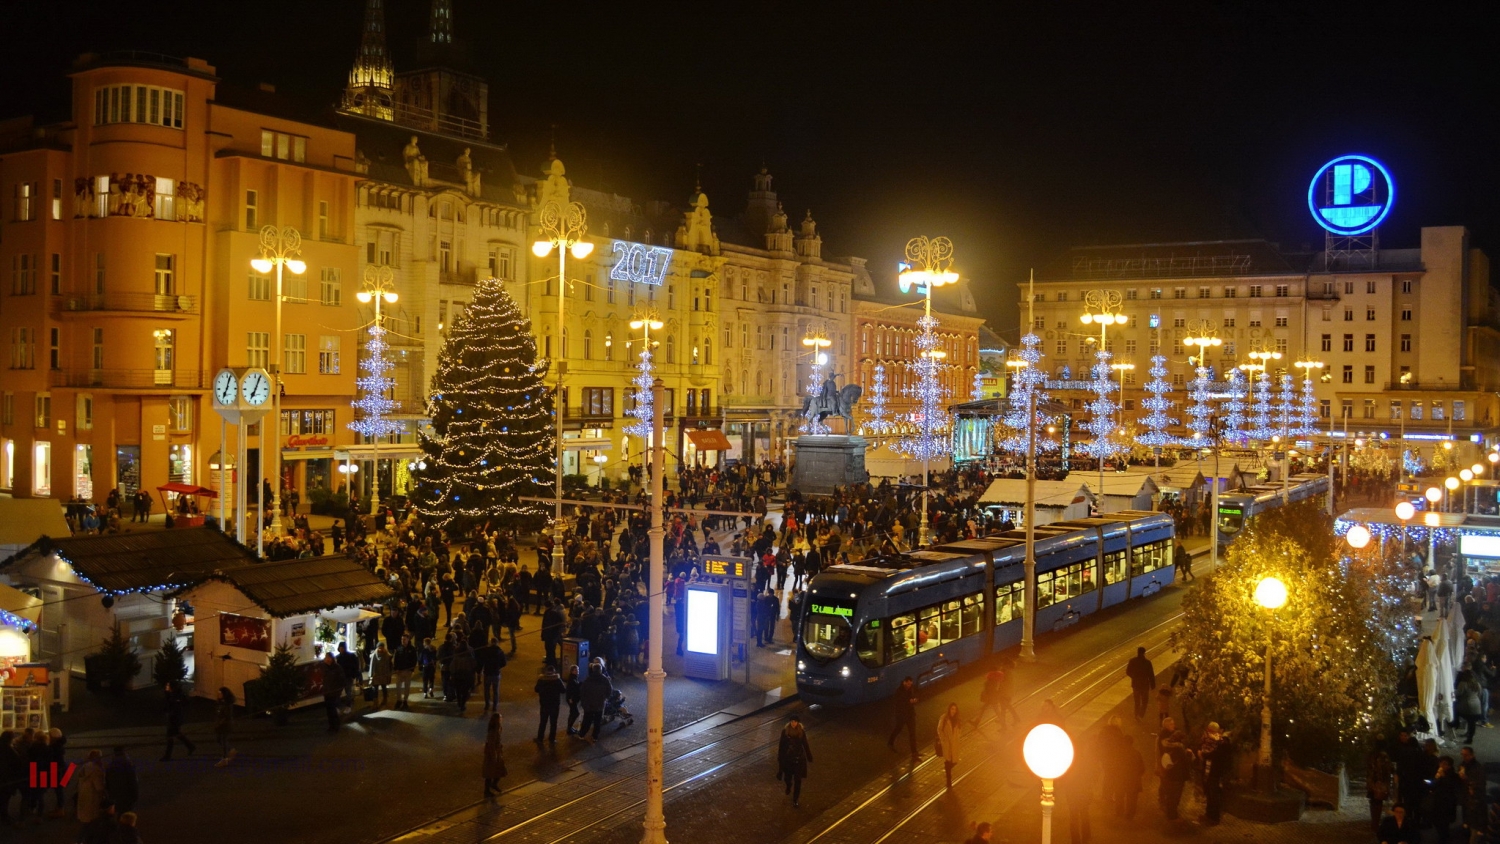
[603,688,635,729]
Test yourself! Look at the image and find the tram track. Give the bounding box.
[795,609,1183,844]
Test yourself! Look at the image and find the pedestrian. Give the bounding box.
[1459,745,1487,841]
[213,687,237,767]
[320,651,346,732]
[578,659,612,742]
[1100,715,1141,818]
[160,680,197,760]
[535,665,565,746]
[1058,733,1095,844]
[962,822,994,844]
[886,677,920,758]
[482,712,507,798]
[1198,722,1231,825]
[1366,746,1394,835]
[1156,726,1191,821]
[479,636,507,712]
[43,727,66,816]
[1378,803,1420,844]
[1125,646,1155,720]
[542,600,566,666]
[1456,671,1484,743]
[74,749,107,823]
[369,641,393,708]
[973,663,1016,730]
[565,664,583,736]
[419,636,437,698]
[0,731,22,826]
[777,716,814,808]
[335,641,361,711]
[1430,755,1460,844]
[392,634,418,710]
[450,638,478,714]
[935,702,961,788]
[104,746,138,814]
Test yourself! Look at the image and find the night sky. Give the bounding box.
[5,1,1498,338]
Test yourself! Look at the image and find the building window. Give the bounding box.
[169,397,192,432]
[9,328,34,369]
[1173,318,1186,328]
[1366,307,1376,321]
[153,177,176,220]
[1173,287,1186,299]
[1274,316,1288,327]
[1365,280,1376,294]
[703,337,712,366]
[153,328,175,372]
[1223,287,1237,298]
[1320,399,1330,419]
[1363,399,1376,419]
[1342,334,1354,352]
[1224,341,1236,356]
[1249,285,1262,298]
[1322,309,1331,322]
[1275,284,1289,297]
[1125,289,1138,300]
[1364,365,1375,384]
[77,394,93,430]
[1340,399,1353,419]
[1172,339,1184,355]
[94,253,105,294]
[1401,280,1413,294]
[247,332,270,369]
[1249,318,1261,328]
[1056,292,1068,302]
[1124,339,1136,354]
[1344,280,1355,294]
[1149,289,1162,299]
[1390,401,1401,420]
[1401,307,1412,321]
[1223,317,1236,328]
[488,246,514,281]
[582,329,593,360]
[248,270,271,301]
[1198,286,1210,299]
[284,334,306,374]
[1055,340,1066,355]
[1410,401,1422,420]
[320,268,341,305]
[50,178,62,220]
[1341,365,1353,384]
[245,190,258,230]
[665,335,676,364]
[1454,400,1466,421]
[12,254,36,295]
[582,387,614,416]
[94,84,184,128]
[1432,401,1445,421]
[91,328,104,369]
[49,253,61,295]
[1275,338,1287,354]
[318,335,340,374]
[1365,334,1376,352]
[281,410,335,436]
[13,182,35,221]
[48,328,59,370]
[152,254,175,295]
[283,271,307,303]
[1171,373,1184,386]
[260,130,307,162]
[34,394,51,428]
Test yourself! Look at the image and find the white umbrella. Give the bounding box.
[1435,623,1457,734]
[1447,607,1466,671]
[1417,637,1439,736]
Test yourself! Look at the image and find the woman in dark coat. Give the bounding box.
[482,712,506,798]
[777,716,813,807]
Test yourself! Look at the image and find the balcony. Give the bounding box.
[50,369,207,389]
[439,267,484,286]
[1385,378,1475,391]
[563,406,617,423]
[57,293,198,318]
[389,399,429,418]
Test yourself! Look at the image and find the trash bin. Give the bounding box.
[562,637,590,678]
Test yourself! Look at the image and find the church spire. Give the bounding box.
[430,0,454,45]
[344,0,394,120]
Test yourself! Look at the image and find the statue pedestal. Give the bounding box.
[791,435,869,496]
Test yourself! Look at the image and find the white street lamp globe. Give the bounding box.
[1425,487,1443,503]
[1023,723,1074,780]
[1395,501,1416,521]
[1446,477,1461,491]
[1461,470,1475,482]
[1345,525,1371,550]
[1255,576,1288,610]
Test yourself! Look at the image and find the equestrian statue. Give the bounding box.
[800,371,863,432]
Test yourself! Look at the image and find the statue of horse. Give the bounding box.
[800,384,863,432]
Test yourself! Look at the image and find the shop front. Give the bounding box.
[0,582,47,732]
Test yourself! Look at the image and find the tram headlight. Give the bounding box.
[797,661,806,672]
[840,666,851,677]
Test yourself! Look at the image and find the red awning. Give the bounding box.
[685,429,733,451]
[157,483,219,498]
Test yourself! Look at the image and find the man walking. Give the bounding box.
[886,676,920,758]
[478,636,507,713]
[535,664,566,746]
[391,634,417,710]
[1125,646,1155,720]
[320,652,345,732]
[542,600,566,666]
[160,681,196,761]
[335,641,361,712]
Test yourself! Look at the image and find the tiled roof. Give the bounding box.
[183,555,394,617]
[1,529,259,595]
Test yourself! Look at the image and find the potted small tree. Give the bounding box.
[90,628,142,694]
[256,644,304,726]
[152,638,189,689]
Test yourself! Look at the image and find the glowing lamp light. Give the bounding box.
[1473,464,1487,476]
[531,241,554,257]
[1444,441,1455,451]
[250,258,273,274]
[356,290,372,304]
[1395,501,1416,521]
[1254,576,1288,610]
[1426,487,1443,503]
[1489,452,1499,465]
[1462,470,1475,482]
[1425,512,1441,527]
[1022,724,1074,780]
[1446,477,1461,491]
[570,240,595,259]
[286,259,307,275]
[1345,525,1372,549]
[384,291,398,303]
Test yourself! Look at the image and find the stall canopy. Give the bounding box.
[686,429,733,451]
[177,556,395,618]
[157,483,218,498]
[0,582,41,629]
[0,529,259,595]
[0,500,71,553]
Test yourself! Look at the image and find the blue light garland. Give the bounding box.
[348,323,404,439]
[1136,353,1178,449]
[892,314,951,461]
[1079,347,1121,461]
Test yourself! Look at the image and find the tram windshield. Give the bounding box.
[1217,505,1245,534]
[802,600,856,661]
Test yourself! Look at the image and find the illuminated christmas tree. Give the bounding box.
[1080,346,1121,463]
[348,321,403,442]
[1276,373,1297,439]
[1135,353,1178,450]
[1298,373,1321,439]
[864,364,893,436]
[971,370,985,402]
[1222,367,1249,446]
[622,337,656,440]
[893,315,950,461]
[999,332,1056,453]
[1186,359,1215,445]
[412,278,555,534]
[1249,368,1275,441]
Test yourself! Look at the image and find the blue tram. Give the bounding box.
[1215,472,1330,547]
[795,510,1176,706]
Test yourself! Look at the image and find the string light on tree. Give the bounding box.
[1294,359,1324,439]
[1000,333,1057,454]
[1136,354,1178,450]
[971,370,985,402]
[1276,372,1297,440]
[1222,366,1249,447]
[623,317,664,440]
[1078,290,1128,474]
[864,364,893,437]
[1242,346,1282,441]
[1184,323,1222,444]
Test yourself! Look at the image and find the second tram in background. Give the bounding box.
[796,511,1175,707]
[1214,472,1330,550]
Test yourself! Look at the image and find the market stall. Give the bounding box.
[175,555,394,706]
[0,581,47,731]
[156,482,219,528]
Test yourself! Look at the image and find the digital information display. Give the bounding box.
[703,557,746,579]
[686,587,720,655]
[1461,534,1500,559]
[808,602,854,618]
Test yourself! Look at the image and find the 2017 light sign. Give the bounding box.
[610,241,672,287]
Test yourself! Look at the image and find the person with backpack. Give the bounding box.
[777,716,814,807]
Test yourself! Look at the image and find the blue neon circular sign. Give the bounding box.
[1307,154,1395,236]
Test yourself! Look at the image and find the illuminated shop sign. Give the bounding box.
[1308,154,1395,236]
[610,241,672,286]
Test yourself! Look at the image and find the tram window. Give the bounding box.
[996,581,1025,624]
[916,604,943,652]
[887,613,918,663]
[961,593,983,637]
[855,620,883,668]
[1130,540,1170,578]
[802,613,852,661]
[1217,508,1244,536]
[1103,550,1128,585]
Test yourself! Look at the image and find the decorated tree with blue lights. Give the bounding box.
[971,370,985,402]
[349,319,403,444]
[864,364,893,437]
[1080,346,1121,466]
[1135,354,1178,452]
[999,332,1057,454]
[1249,368,1275,441]
[1297,373,1321,439]
[893,315,951,462]
[411,278,555,534]
[1276,373,1297,440]
[623,336,657,440]
[1222,367,1249,446]
[1186,359,1215,445]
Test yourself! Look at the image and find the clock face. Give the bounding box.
[213,370,239,406]
[242,371,272,406]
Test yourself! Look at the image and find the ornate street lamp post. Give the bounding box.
[250,226,306,556]
[897,236,958,548]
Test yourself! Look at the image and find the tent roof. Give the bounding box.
[980,479,1093,507]
[178,555,394,618]
[0,528,259,595]
[1086,474,1161,497]
[0,581,41,628]
[0,499,71,547]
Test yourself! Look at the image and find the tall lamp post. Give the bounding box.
[800,331,832,435]
[897,235,959,548]
[250,226,306,556]
[1080,290,1128,497]
[1023,724,1075,844]
[353,266,399,517]
[1184,325,1223,568]
[643,376,667,844]
[533,201,593,575]
[1254,575,1288,793]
